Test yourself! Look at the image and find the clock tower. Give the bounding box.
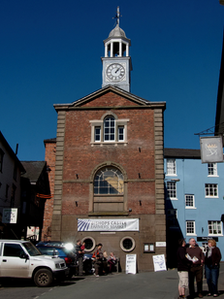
[102,7,132,92]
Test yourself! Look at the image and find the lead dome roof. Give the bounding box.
[109,24,126,38]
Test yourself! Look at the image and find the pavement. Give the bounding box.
[161,262,224,299]
[37,262,224,299]
[1,263,224,299]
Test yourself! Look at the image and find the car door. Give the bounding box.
[0,243,30,278]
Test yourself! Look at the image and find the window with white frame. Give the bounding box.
[94,127,101,142]
[186,220,196,235]
[167,181,177,199]
[104,116,115,141]
[185,194,195,208]
[166,159,176,175]
[118,126,124,141]
[208,221,222,236]
[205,184,218,197]
[208,163,218,176]
[90,114,129,144]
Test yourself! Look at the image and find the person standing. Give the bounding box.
[76,239,84,276]
[186,238,204,298]
[177,239,189,299]
[93,243,103,277]
[205,239,221,297]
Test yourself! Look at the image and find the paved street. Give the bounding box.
[1,263,224,299]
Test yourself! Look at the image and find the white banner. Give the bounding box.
[78,218,139,231]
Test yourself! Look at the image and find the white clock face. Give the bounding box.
[106,63,125,82]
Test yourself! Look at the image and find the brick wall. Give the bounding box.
[41,140,56,240]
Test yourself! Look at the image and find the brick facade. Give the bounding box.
[42,139,56,240]
[43,86,166,271]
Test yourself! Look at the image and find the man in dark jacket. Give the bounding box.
[177,239,189,298]
[186,238,204,298]
[76,240,84,276]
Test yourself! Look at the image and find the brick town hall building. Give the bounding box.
[43,8,166,272]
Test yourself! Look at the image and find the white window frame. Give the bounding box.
[90,114,129,145]
[185,194,196,209]
[104,116,115,142]
[208,163,218,177]
[167,181,177,200]
[118,126,124,142]
[166,159,176,176]
[205,183,218,198]
[94,126,101,142]
[208,220,223,236]
[186,220,196,236]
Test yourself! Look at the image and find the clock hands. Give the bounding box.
[115,67,121,74]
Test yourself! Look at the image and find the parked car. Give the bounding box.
[36,241,77,278]
[0,240,67,287]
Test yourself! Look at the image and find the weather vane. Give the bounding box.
[113,6,122,26]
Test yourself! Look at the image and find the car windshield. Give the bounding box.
[23,242,42,256]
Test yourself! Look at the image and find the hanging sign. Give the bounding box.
[126,254,137,274]
[78,218,139,231]
[200,137,223,163]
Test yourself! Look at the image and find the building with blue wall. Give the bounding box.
[164,148,224,268]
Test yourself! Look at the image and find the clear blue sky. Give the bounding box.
[0,0,224,161]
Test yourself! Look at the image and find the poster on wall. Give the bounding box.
[78,218,139,231]
[2,208,18,224]
[126,254,137,274]
[152,254,167,272]
[26,226,40,241]
[200,136,223,163]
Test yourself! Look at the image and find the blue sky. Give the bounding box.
[0,0,224,161]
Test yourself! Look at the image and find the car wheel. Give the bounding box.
[34,269,53,287]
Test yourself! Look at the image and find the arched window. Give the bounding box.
[104,116,115,141]
[94,167,124,195]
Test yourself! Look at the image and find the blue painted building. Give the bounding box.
[164,148,224,268]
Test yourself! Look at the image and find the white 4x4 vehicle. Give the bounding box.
[0,240,67,287]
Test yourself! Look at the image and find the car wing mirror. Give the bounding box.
[20,253,29,261]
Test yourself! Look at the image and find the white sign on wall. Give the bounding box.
[126,254,137,274]
[27,226,40,241]
[2,208,18,224]
[78,218,139,231]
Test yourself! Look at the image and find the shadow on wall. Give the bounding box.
[165,185,183,269]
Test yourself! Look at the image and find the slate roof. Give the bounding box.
[21,161,46,183]
[0,131,25,173]
[164,148,201,159]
